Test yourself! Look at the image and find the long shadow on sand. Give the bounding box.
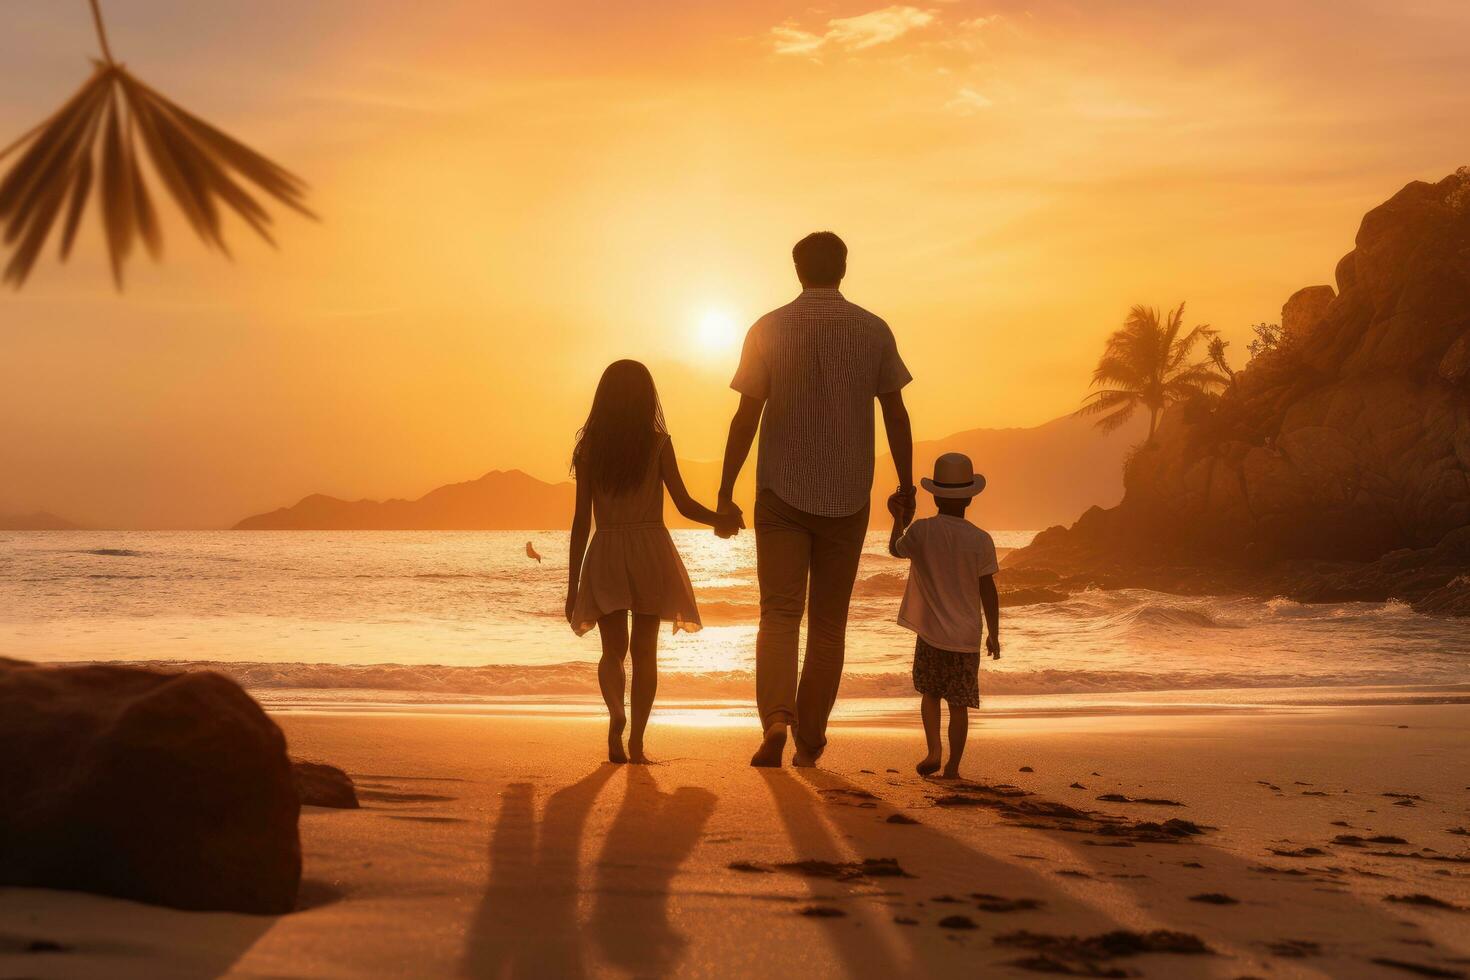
[591,767,716,975]
[762,768,913,975]
[459,765,617,979]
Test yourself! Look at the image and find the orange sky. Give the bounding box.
[2,1,1467,528]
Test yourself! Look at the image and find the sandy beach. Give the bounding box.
[3,701,1467,979]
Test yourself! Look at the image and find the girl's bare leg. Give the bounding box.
[917,694,942,775]
[627,613,660,763]
[597,612,630,763]
[942,701,969,779]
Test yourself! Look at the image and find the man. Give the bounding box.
[717,231,915,768]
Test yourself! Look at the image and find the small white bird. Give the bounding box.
[525,541,542,563]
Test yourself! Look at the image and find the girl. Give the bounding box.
[566,360,734,763]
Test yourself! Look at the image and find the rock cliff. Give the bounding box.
[1010,168,1470,613]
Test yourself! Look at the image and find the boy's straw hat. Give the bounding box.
[920,452,987,498]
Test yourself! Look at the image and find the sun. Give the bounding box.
[694,308,742,359]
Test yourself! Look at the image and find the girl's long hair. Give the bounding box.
[572,360,667,495]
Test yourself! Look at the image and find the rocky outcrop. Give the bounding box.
[292,760,359,809]
[1011,168,1470,611]
[0,659,301,913]
[1281,285,1335,344]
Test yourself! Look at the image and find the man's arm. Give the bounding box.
[879,389,915,524]
[980,573,1001,658]
[716,394,764,536]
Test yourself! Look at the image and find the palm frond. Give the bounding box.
[1168,322,1217,371]
[1163,363,1228,396]
[1088,401,1139,433]
[1077,388,1140,415]
[1089,353,1146,388]
[0,5,312,289]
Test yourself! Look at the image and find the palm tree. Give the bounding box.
[1207,336,1236,387]
[0,0,313,288]
[1078,303,1223,444]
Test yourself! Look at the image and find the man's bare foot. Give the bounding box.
[608,718,628,764]
[750,723,788,767]
[628,741,650,765]
[916,753,942,776]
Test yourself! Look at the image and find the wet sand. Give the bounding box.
[2,703,1468,978]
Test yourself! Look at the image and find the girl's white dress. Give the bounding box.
[570,435,702,636]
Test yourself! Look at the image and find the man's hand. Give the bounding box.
[565,590,578,626]
[986,633,1001,659]
[715,499,745,539]
[887,486,917,528]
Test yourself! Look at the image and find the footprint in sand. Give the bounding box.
[1189,893,1239,905]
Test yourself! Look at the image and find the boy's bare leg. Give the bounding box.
[917,694,942,775]
[597,612,630,764]
[942,700,969,779]
[627,613,660,763]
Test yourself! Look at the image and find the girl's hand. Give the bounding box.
[565,591,577,626]
[986,634,1001,659]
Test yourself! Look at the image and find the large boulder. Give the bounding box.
[0,659,301,913]
[1011,168,1470,606]
[1281,285,1336,344]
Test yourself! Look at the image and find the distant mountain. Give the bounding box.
[233,471,575,530]
[233,412,1142,531]
[0,511,83,530]
[894,410,1147,527]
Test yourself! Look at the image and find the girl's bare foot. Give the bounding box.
[940,764,962,780]
[628,741,650,764]
[608,717,628,764]
[916,753,942,776]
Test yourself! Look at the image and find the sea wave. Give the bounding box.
[1120,604,1237,630]
[83,659,1467,700]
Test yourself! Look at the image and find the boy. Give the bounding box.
[888,452,1001,778]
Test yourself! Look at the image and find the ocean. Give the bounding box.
[4,530,1467,714]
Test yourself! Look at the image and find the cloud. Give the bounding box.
[771,6,937,57]
[946,86,994,114]
[771,24,827,57]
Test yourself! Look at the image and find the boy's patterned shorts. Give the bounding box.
[912,636,980,708]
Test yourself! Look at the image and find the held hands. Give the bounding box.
[887,485,917,529]
[565,589,577,627]
[986,633,1001,659]
[714,499,745,539]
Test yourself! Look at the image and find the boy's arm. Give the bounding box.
[889,512,916,559]
[888,513,905,558]
[979,573,1000,657]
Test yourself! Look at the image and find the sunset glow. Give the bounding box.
[693,308,742,360]
[3,1,1469,528]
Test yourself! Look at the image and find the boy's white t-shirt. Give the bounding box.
[893,515,999,653]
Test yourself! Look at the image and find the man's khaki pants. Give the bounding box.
[753,489,870,758]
